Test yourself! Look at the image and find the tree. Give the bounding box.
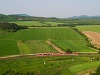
[95,66,100,75]
[98,50,100,54]
[66,48,72,53]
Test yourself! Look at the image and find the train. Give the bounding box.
[37,52,79,57]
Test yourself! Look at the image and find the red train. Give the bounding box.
[37,52,79,57]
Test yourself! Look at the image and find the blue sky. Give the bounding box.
[0,0,100,18]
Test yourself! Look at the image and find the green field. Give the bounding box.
[0,56,99,75]
[0,24,100,75]
[69,61,100,73]
[18,40,58,54]
[0,27,98,56]
[77,25,100,32]
[11,21,64,26]
[0,27,86,40]
[51,40,96,52]
[11,21,44,26]
[44,22,64,26]
[0,40,19,56]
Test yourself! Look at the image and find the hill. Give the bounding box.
[69,15,100,19]
[11,14,30,17]
[1,14,100,25]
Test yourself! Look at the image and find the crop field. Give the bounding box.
[0,27,98,56]
[0,25,100,75]
[18,40,58,54]
[44,22,64,26]
[77,25,100,32]
[51,40,97,52]
[0,27,85,40]
[11,21,64,26]
[11,21,44,26]
[0,56,100,75]
[0,40,20,56]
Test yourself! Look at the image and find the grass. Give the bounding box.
[18,40,58,54]
[0,40,20,56]
[11,21,64,26]
[11,21,45,26]
[77,25,100,32]
[51,40,97,52]
[0,27,85,40]
[69,61,100,73]
[44,22,64,26]
[0,27,97,56]
[17,40,31,54]
[0,56,96,75]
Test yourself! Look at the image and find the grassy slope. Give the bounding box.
[0,28,85,40]
[69,61,100,73]
[77,25,100,32]
[0,56,94,75]
[0,40,20,56]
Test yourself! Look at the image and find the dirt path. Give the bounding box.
[0,54,36,59]
[82,31,100,48]
[46,41,65,53]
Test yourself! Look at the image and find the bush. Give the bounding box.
[66,48,72,53]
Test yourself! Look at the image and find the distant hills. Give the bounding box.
[0,14,58,22]
[69,15,100,19]
[0,14,100,25]
[10,14,30,17]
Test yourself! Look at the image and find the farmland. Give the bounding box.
[0,22,100,75]
[0,27,85,40]
[11,21,44,26]
[0,40,19,56]
[51,40,97,52]
[77,25,100,32]
[11,21,64,26]
[0,27,98,56]
[18,40,58,54]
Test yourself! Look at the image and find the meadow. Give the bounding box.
[11,21,64,26]
[0,56,100,75]
[11,21,44,26]
[77,25,100,32]
[69,61,100,73]
[0,27,85,40]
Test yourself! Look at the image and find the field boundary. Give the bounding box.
[0,52,99,60]
[0,54,36,59]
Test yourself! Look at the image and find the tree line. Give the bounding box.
[0,22,19,32]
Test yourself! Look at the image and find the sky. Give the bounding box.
[0,0,100,18]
